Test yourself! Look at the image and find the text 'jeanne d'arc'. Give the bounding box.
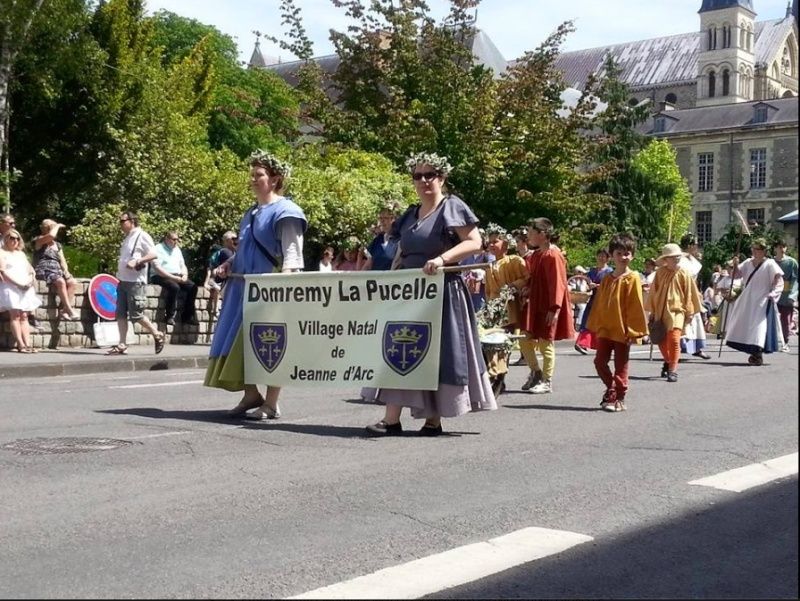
[247,277,438,307]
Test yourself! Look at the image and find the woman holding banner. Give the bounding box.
[366,152,497,437]
[204,151,307,419]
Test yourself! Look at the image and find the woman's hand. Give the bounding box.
[423,256,444,275]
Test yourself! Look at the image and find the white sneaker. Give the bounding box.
[530,380,552,394]
[781,343,791,353]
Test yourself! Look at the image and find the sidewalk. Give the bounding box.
[0,343,211,380]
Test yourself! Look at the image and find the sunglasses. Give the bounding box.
[8,236,20,241]
[169,237,180,242]
[412,171,439,182]
[119,218,130,223]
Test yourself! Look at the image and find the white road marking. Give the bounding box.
[290,526,593,599]
[124,431,191,440]
[688,452,799,492]
[109,380,204,389]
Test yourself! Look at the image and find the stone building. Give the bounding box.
[555,0,798,244]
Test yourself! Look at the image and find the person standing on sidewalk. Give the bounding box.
[205,151,307,420]
[521,217,574,395]
[151,231,199,326]
[678,233,711,360]
[106,211,164,355]
[587,234,647,412]
[645,243,702,383]
[773,240,798,352]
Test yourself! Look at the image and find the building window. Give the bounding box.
[654,117,666,133]
[749,148,767,189]
[665,92,677,104]
[708,27,715,50]
[696,211,713,245]
[698,153,714,192]
[747,208,765,227]
[708,71,716,97]
[754,105,768,123]
[722,25,731,49]
[722,69,730,95]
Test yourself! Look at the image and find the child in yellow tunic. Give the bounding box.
[483,227,530,389]
[645,243,703,383]
[587,234,648,412]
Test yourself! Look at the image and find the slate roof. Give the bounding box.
[645,96,798,135]
[264,27,507,85]
[554,16,796,91]
[699,0,754,13]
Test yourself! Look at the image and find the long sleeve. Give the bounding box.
[544,253,565,311]
[623,277,648,340]
[278,217,305,270]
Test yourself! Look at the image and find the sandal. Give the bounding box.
[154,333,165,355]
[227,394,265,417]
[106,344,128,355]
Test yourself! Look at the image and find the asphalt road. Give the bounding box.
[1,342,797,599]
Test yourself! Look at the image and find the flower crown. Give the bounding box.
[405,152,453,176]
[249,150,292,178]
[484,222,508,238]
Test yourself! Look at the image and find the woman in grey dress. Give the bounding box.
[366,153,497,437]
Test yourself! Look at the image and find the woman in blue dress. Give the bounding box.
[366,152,497,437]
[204,151,307,419]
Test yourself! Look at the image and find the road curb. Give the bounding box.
[0,356,209,380]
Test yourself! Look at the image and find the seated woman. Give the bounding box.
[33,219,78,320]
[0,230,43,352]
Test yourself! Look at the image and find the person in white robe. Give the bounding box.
[678,234,710,359]
[725,238,784,365]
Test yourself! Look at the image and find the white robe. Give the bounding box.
[679,254,706,347]
[725,258,784,352]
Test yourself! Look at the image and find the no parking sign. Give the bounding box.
[88,274,119,320]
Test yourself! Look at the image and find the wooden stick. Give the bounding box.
[441,262,492,273]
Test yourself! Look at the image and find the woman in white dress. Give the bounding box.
[725,238,784,365]
[0,230,43,352]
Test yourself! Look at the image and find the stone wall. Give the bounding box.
[0,278,217,350]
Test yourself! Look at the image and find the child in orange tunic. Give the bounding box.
[522,218,574,394]
[586,234,648,412]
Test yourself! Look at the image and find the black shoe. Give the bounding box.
[165,317,176,326]
[660,362,668,378]
[667,372,678,383]
[365,421,403,436]
[574,343,589,355]
[693,351,711,360]
[747,354,764,366]
[418,423,443,437]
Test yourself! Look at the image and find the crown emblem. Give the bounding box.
[389,326,423,345]
[258,328,281,345]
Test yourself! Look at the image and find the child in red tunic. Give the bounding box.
[522,218,574,394]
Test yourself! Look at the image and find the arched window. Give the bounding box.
[782,45,795,76]
[722,25,731,49]
[665,92,678,104]
[722,69,730,95]
[628,97,639,107]
[740,25,746,49]
[708,27,715,51]
[747,27,753,52]
[783,90,795,98]
[708,71,716,97]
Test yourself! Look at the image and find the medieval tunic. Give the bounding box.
[204,197,307,391]
[725,258,784,355]
[644,267,702,331]
[523,247,574,341]
[586,271,648,344]
[378,195,497,418]
[484,254,528,327]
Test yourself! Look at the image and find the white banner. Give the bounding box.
[243,271,444,389]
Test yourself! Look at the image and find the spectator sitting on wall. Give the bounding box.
[151,231,199,326]
[204,231,237,316]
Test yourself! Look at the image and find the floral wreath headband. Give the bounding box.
[485,222,514,245]
[405,152,453,176]
[249,150,292,179]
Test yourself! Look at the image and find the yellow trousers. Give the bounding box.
[522,338,556,381]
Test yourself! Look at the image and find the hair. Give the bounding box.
[379,199,402,217]
[608,233,637,256]
[222,230,237,241]
[122,210,139,227]
[3,228,25,251]
[596,247,610,259]
[773,240,787,248]
[512,227,528,242]
[528,217,556,241]
[40,218,58,233]
[679,233,697,250]
[164,230,180,241]
[1,213,13,223]
[249,152,290,193]
[751,237,769,251]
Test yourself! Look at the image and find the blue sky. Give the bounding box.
[145,0,793,64]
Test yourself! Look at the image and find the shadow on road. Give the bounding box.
[96,408,480,439]
[503,404,600,413]
[428,478,799,599]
